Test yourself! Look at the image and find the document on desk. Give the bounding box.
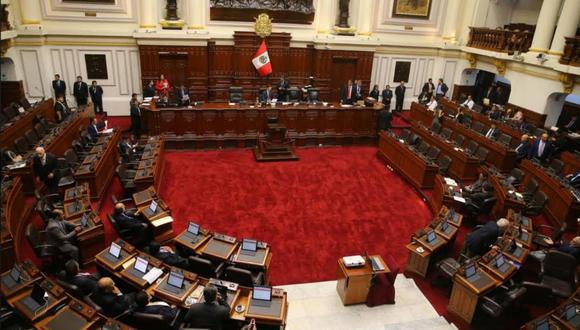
[444,177,458,186]
[151,216,173,227]
[143,267,163,284]
[100,128,114,134]
[453,196,466,203]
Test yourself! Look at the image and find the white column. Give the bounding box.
[549,0,580,55]
[186,0,207,31]
[442,0,461,43]
[529,0,562,53]
[19,0,42,28]
[316,0,333,34]
[139,0,157,31]
[356,0,374,36]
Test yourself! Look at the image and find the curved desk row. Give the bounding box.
[0,177,28,273]
[0,99,55,150]
[134,136,166,193]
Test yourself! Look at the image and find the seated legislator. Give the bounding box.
[514,134,531,161]
[460,95,475,110]
[184,286,230,330]
[87,117,100,142]
[484,123,500,140]
[532,236,580,264]
[462,218,510,258]
[466,182,494,205]
[464,172,489,195]
[63,260,99,296]
[92,277,136,317]
[260,85,275,103]
[33,147,59,194]
[46,209,82,262]
[54,95,71,123]
[341,80,355,105]
[113,203,150,238]
[529,133,554,162]
[143,80,156,98]
[134,291,178,319]
[148,242,189,269]
[426,95,438,111]
[454,107,467,124]
[176,85,190,106]
[488,105,503,120]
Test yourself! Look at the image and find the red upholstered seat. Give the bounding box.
[366,255,400,307]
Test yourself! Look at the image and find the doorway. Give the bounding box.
[330,58,357,102]
[159,54,188,88]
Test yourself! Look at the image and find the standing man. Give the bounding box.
[33,146,59,193]
[514,134,531,161]
[355,80,363,101]
[129,93,141,140]
[177,85,190,106]
[89,81,104,114]
[395,81,406,112]
[422,78,435,99]
[52,74,66,99]
[46,209,82,262]
[143,80,156,98]
[73,76,89,107]
[435,78,448,100]
[277,76,290,102]
[529,133,553,162]
[341,80,355,105]
[381,84,393,108]
[54,95,70,123]
[260,85,274,103]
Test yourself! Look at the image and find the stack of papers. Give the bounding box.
[143,97,153,102]
[142,267,163,284]
[444,177,458,186]
[342,255,365,267]
[152,216,173,227]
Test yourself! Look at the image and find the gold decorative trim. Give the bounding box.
[528,47,548,53]
[187,25,205,30]
[466,53,477,68]
[159,20,184,28]
[559,73,575,94]
[547,50,563,55]
[139,24,157,28]
[358,32,372,36]
[21,19,41,24]
[494,59,506,76]
[317,29,329,34]
[254,13,272,38]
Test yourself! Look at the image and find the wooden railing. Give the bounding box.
[467,27,533,53]
[560,36,580,67]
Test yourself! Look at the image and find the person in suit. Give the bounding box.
[64,260,99,296]
[369,84,380,100]
[184,286,230,330]
[464,172,488,196]
[494,86,506,105]
[129,93,141,140]
[460,95,475,110]
[277,76,290,102]
[33,147,59,193]
[155,74,170,98]
[89,81,104,114]
[341,80,355,105]
[455,107,466,124]
[426,95,438,111]
[514,134,531,161]
[46,209,81,262]
[87,117,99,142]
[113,202,150,238]
[488,105,503,120]
[176,85,190,106]
[395,81,406,112]
[377,108,393,132]
[355,80,363,101]
[422,78,435,99]
[381,85,393,108]
[532,236,580,264]
[52,74,66,99]
[462,218,510,258]
[148,242,189,269]
[134,291,177,319]
[484,84,496,105]
[54,95,70,123]
[118,136,135,160]
[73,76,89,107]
[143,81,156,98]
[92,277,135,317]
[484,124,500,140]
[435,78,448,100]
[260,85,274,103]
[567,171,580,189]
[529,133,553,162]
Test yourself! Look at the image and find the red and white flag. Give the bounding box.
[252,40,272,77]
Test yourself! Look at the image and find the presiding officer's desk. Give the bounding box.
[140,101,380,148]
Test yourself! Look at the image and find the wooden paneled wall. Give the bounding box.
[138,32,374,103]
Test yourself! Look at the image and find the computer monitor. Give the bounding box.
[134,257,148,274]
[565,304,577,321]
[448,208,455,220]
[426,231,436,243]
[9,266,21,282]
[464,263,476,278]
[440,220,449,232]
[495,255,505,268]
[30,284,47,305]
[167,271,184,289]
[80,214,89,228]
[534,318,549,330]
[252,286,272,301]
[149,200,158,213]
[187,222,199,235]
[108,242,121,258]
[242,239,258,252]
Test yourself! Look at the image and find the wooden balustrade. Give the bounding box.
[560,36,580,67]
[467,27,533,53]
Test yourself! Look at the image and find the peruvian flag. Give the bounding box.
[252,40,272,77]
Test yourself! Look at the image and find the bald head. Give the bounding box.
[571,237,580,247]
[114,203,125,214]
[541,133,549,141]
[521,134,529,142]
[97,277,115,292]
[35,147,45,158]
[496,218,510,232]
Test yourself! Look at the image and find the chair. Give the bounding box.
[437,156,452,175]
[464,140,478,156]
[523,190,547,216]
[119,310,181,330]
[534,127,547,138]
[34,190,62,224]
[116,164,137,192]
[106,214,142,245]
[465,196,497,221]
[287,87,301,102]
[25,224,61,267]
[55,272,86,299]
[506,168,524,185]
[408,134,420,146]
[24,129,39,146]
[475,147,489,163]
[416,141,430,155]
[366,255,399,306]
[34,122,47,137]
[0,112,8,126]
[497,133,512,147]
[430,121,442,134]
[440,128,452,140]
[434,252,472,290]
[38,116,56,130]
[55,158,76,189]
[426,146,440,161]
[471,121,485,134]
[188,255,225,279]
[63,149,81,170]
[222,266,264,287]
[462,117,472,128]
[521,179,539,202]
[2,105,18,119]
[532,223,567,248]
[72,140,90,158]
[307,88,320,103]
[13,137,30,155]
[478,285,527,318]
[523,251,578,298]
[453,134,465,147]
[548,159,564,176]
[399,129,410,142]
[229,87,243,103]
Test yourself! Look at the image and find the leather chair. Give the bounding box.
[408,134,420,146]
[79,132,96,150]
[415,141,430,155]
[430,121,442,134]
[2,105,19,119]
[116,163,137,192]
[453,134,465,147]
[507,168,524,185]
[107,214,141,245]
[523,190,547,216]
[440,128,452,140]
[437,155,452,175]
[399,129,410,142]
[475,147,489,163]
[229,87,244,103]
[462,117,472,128]
[434,253,472,291]
[471,121,485,134]
[532,223,567,248]
[222,266,264,287]
[287,87,301,102]
[38,116,56,130]
[24,129,39,146]
[55,271,86,299]
[13,137,30,155]
[34,190,62,223]
[72,140,90,158]
[523,250,578,298]
[465,196,497,221]
[521,178,539,202]
[548,159,564,176]
[64,149,81,170]
[478,285,527,318]
[497,133,512,147]
[188,255,225,279]
[55,158,76,189]
[119,310,182,330]
[307,88,320,103]
[426,146,440,161]
[464,140,479,156]
[25,223,62,269]
[34,122,47,137]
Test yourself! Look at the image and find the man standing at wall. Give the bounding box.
[395,81,406,112]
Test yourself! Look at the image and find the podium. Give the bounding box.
[336,255,389,306]
[253,117,298,162]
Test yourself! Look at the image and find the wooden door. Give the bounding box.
[159,54,188,88]
[330,58,357,102]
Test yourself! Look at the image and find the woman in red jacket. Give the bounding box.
[155,74,170,98]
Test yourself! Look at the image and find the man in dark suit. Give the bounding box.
[143,81,155,98]
[64,260,99,296]
[277,76,290,102]
[46,209,81,262]
[435,78,448,100]
[129,93,141,140]
[381,85,393,108]
[73,76,89,107]
[87,117,99,142]
[514,134,531,161]
[422,78,435,99]
[113,202,149,237]
[89,81,104,114]
[377,108,393,132]
[176,84,190,106]
[33,147,59,193]
[462,218,510,258]
[354,80,363,101]
[260,85,274,103]
[93,277,135,317]
[567,171,580,189]
[484,124,500,140]
[52,74,66,99]
[184,286,230,330]
[341,80,355,105]
[135,291,177,319]
[395,81,406,112]
[148,242,189,269]
[54,95,70,123]
[529,133,553,162]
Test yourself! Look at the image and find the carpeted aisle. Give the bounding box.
[159,147,432,285]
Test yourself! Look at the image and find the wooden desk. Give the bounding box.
[336,255,389,305]
[63,183,89,203]
[132,186,157,207]
[119,254,165,289]
[520,159,580,231]
[479,253,517,281]
[199,236,239,262]
[134,136,165,192]
[1,177,28,271]
[173,229,212,252]
[8,279,68,323]
[63,196,91,221]
[136,201,174,243]
[430,175,465,214]
[483,167,526,218]
[405,242,432,278]
[152,270,197,308]
[95,244,136,273]
[0,99,54,150]
[561,151,580,176]
[448,268,499,324]
[244,289,288,326]
[232,246,273,283]
[0,261,41,298]
[34,299,98,330]
[378,131,438,189]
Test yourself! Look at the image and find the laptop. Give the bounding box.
[464,263,480,282]
[2,266,21,289]
[440,220,449,233]
[425,231,437,244]
[186,221,200,243]
[534,318,549,330]
[564,304,580,325]
[21,284,47,312]
[9,266,21,282]
[80,214,89,229]
[148,200,158,214]
[240,239,258,256]
[495,255,507,271]
[104,242,122,262]
[165,271,184,294]
[251,286,272,307]
[133,256,149,275]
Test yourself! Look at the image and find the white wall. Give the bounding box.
[460,69,479,85]
[510,0,542,24]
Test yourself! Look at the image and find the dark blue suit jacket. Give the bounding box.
[87,124,98,141]
[465,221,499,256]
[528,140,553,161]
[137,304,177,319]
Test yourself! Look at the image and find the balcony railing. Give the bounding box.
[560,36,580,67]
[467,27,533,54]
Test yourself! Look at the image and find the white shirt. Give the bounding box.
[427,100,438,111]
[461,99,474,110]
